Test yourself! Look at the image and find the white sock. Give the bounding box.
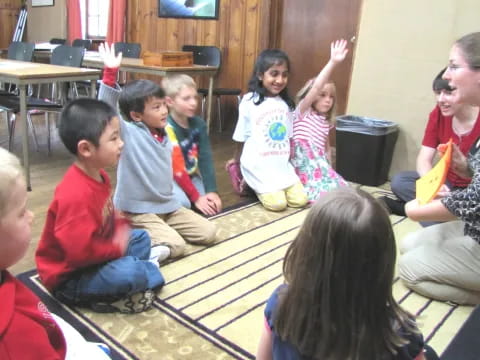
[149,245,171,265]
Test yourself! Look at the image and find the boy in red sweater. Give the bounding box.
[35,98,165,313]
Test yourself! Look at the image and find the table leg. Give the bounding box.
[19,84,31,191]
[90,80,96,98]
[206,75,214,134]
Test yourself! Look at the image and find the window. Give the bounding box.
[80,0,110,39]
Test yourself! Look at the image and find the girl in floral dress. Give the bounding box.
[291,39,349,202]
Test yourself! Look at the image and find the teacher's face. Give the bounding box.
[443,45,480,105]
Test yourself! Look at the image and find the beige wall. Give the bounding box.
[26,1,66,42]
[347,0,480,176]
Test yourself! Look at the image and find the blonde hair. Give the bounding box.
[0,148,24,218]
[161,74,197,98]
[296,79,337,124]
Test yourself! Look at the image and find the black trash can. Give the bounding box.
[335,115,399,186]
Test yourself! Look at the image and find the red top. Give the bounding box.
[36,165,126,291]
[422,105,480,187]
[0,271,66,359]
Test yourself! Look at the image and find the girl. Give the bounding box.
[400,32,480,305]
[231,49,308,211]
[257,187,438,360]
[291,39,349,202]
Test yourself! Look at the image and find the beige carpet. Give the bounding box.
[21,186,474,359]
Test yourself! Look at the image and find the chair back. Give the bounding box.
[51,45,85,67]
[72,39,92,50]
[114,42,141,58]
[49,38,67,45]
[7,42,35,62]
[182,45,221,67]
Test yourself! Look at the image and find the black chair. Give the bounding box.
[72,38,92,50]
[182,45,241,132]
[114,42,141,58]
[49,38,67,45]
[7,41,35,62]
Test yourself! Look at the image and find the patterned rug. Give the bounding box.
[19,186,475,359]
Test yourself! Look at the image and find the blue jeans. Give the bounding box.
[172,175,206,209]
[54,229,164,305]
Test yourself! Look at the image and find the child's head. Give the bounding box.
[162,74,199,119]
[248,49,295,110]
[433,68,461,117]
[59,98,123,168]
[119,79,169,129]
[275,187,414,358]
[296,79,337,121]
[0,148,33,270]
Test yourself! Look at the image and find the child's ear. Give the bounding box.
[129,110,143,123]
[165,96,174,107]
[77,140,95,158]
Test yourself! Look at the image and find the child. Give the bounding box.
[291,39,349,202]
[35,98,165,314]
[161,74,222,216]
[0,148,111,359]
[257,188,438,360]
[231,49,308,211]
[385,68,480,220]
[98,43,217,260]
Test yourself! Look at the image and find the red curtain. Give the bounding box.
[67,0,82,44]
[107,0,127,44]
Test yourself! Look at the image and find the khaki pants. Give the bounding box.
[126,207,217,258]
[398,220,480,305]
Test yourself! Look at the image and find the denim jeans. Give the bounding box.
[55,229,164,305]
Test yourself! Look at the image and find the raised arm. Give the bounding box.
[298,39,348,115]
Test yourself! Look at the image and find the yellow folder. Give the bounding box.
[415,139,452,205]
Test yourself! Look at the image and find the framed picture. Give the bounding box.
[32,0,54,6]
[158,0,219,20]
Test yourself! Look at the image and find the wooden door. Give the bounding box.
[275,0,363,116]
[0,0,22,49]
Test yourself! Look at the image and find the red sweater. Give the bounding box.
[0,271,66,359]
[36,165,125,291]
[422,105,480,187]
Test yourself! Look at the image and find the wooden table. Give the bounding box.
[0,59,100,190]
[82,51,219,131]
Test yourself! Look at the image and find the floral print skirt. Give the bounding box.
[291,138,348,202]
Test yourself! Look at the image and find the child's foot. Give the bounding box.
[378,195,406,216]
[150,245,171,264]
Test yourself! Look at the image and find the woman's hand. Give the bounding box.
[98,42,122,68]
[330,39,349,64]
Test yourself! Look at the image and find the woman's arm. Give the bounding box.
[405,198,458,222]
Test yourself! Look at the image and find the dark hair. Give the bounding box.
[59,98,117,155]
[432,68,453,92]
[247,49,295,110]
[118,79,166,121]
[455,32,480,70]
[274,187,418,359]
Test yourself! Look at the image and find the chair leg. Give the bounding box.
[45,112,51,156]
[8,113,16,151]
[217,95,222,133]
[27,113,40,152]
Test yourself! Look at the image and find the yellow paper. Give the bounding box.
[416,139,452,204]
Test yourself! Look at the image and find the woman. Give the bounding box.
[399,32,480,305]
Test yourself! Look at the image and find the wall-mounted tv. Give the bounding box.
[158,0,219,20]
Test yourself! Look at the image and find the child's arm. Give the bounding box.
[297,39,348,115]
[98,42,122,87]
[256,318,273,360]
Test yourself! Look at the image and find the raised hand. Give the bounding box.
[330,39,348,64]
[98,42,122,68]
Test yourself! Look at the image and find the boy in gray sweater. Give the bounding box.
[98,43,216,262]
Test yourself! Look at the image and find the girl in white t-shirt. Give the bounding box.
[291,39,349,203]
[230,49,308,211]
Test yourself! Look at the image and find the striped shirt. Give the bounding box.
[293,105,332,153]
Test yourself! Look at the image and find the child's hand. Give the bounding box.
[206,192,222,214]
[195,195,218,216]
[112,223,129,255]
[330,39,349,64]
[436,184,451,198]
[98,42,122,68]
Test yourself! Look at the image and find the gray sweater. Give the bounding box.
[99,83,181,214]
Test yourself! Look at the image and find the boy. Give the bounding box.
[98,43,217,261]
[162,74,222,216]
[0,148,111,359]
[35,98,165,314]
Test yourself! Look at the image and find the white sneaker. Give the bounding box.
[150,245,171,264]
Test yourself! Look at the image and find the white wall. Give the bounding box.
[347,0,480,176]
[26,1,67,42]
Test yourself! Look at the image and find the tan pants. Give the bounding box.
[398,220,480,305]
[126,207,217,258]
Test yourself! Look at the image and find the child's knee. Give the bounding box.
[202,222,218,244]
[285,182,308,208]
[258,191,288,211]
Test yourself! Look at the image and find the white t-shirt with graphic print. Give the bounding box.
[233,93,300,194]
